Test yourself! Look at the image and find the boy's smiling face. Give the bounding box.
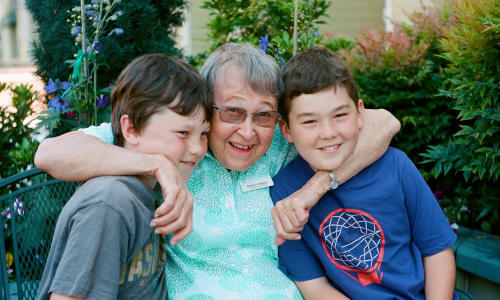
[280,86,364,172]
[122,103,210,182]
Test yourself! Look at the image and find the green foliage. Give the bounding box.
[421,0,500,233]
[339,0,499,233]
[26,0,186,136]
[0,83,39,181]
[201,0,331,66]
[343,6,458,181]
[26,0,185,87]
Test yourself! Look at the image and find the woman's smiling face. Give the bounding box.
[208,66,278,171]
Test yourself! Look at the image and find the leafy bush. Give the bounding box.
[0,83,39,182]
[199,0,331,67]
[339,0,499,234]
[342,5,458,181]
[26,0,185,88]
[421,0,499,233]
[26,0,186,135]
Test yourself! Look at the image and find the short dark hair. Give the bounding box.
[279,47,359,122]
[111,54,212,146]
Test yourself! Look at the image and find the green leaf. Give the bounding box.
[476,207,492,221]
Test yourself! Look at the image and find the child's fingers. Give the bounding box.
[294,208,309,226]
[275,236,286,246]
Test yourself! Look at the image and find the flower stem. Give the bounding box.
[80,0,89,110]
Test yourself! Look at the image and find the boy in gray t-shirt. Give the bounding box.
[38,54,212,300]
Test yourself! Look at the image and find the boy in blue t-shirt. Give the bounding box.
[270,47,457,300]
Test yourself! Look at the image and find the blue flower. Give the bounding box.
[44,79,58,93]
[108,28,124,36]
[60,81,71,90]
[45,79,70,93]
[86,10,96,17]
[91,0,98,3]
[275,48,285,68]
[258,34,269,53]
[48,95,68,112]
[71,26,81,37]
[91,41,102,53]
[95,95,109,109]
[313,31,320,37]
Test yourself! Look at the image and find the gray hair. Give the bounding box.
[200,43,283,97]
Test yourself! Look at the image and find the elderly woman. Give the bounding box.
[35,43,399,299]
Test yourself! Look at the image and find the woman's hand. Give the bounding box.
[148,157,194,246]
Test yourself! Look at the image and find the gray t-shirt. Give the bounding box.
[37,176,167,300]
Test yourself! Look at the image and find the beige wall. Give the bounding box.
[391,0,443,25]
[319,0,385,38]
[0,0,35,67]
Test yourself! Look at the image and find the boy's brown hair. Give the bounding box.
[279,46,359,122]
[111,54,212,146]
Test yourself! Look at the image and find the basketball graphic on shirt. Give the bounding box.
[319,208,385,286]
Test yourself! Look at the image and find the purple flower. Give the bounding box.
[259,34,269,53]
[48,95,68,112]
[108,28,124,36]
[96,94,109,109]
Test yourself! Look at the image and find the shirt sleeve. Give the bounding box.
[399,152,456,257]
[49,203,129,299]
[79,122,114,144]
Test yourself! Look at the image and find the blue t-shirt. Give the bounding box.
[270,148,457,300]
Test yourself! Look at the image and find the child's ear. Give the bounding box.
[120,115,140,146]
[278,118,294,143]
[357,99,365,130]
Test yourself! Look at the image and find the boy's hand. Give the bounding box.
[272,171,331,245]
[149,157,193,246]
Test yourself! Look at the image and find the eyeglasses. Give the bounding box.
[213,104,280,128]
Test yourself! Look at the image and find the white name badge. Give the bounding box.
[240,175,274,192]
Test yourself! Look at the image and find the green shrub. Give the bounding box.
[26,0,186,136]
[421,0,499,233]
[343,5,458,180]
[0,83,40,182]
[199,0,331,67]
[26,0,186,88]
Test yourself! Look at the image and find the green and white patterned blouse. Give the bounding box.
[82,123,302,300]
